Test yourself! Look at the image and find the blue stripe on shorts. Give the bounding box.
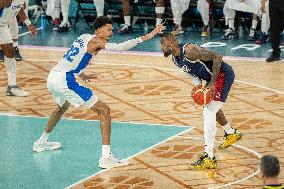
[66,73,93,102]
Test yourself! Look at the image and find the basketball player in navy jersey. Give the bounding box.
[160,33,242,170]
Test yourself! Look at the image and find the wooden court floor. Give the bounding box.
[0,47,284,189]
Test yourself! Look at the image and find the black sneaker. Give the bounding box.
[14,47,22,61]
[266,55,280,62]
[57,23,71,32]
[0,49,4,62]
[247,28,256,41]
[117,24,132,35]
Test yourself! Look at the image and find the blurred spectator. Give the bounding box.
[93,0,105,17]
[223,0,260,40]
[248,0,270,44]
[197,0,210,37]
[260,155,283,189]
[117,0,165,35]
[170,0,190,35]
[171,0,210,36]
[46,0,71,32]
[264,0,284,62]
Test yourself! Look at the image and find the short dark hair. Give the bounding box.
[160,32,176,43]
[94,16,112,30]
[260,155,280,177]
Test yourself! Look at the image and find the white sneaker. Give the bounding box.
[33,140,61,152]
[6,85,29,97]
[98,153,129,169]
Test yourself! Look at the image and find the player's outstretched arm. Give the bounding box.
[184,44,222,85]
[105,23,166,51]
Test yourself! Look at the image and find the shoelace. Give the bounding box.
[249,29,255,37]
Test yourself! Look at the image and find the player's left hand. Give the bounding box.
[206,82,215,97]
[27,24,37,36]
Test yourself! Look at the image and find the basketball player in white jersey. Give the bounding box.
[0,0,36,96]
[33,16,165,169]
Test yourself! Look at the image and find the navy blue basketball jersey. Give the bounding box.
[172,43,232,82]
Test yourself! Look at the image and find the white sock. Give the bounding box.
[251,19,258,29]
[4,57,16,86]
[205,146,214,159]
[39,131,50,142]
[156,18,162,26]
[223,123,235,134]
[228,19,234,30]
[124,16,131,26]
[13,41,18,48]
[102,145,110,158]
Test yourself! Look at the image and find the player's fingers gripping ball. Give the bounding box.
[191,85,212,106]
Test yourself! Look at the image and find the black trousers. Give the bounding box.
[269,0,284,56]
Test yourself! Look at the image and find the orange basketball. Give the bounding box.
[191,86,211,106]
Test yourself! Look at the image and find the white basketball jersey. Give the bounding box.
[53,34,94,74]
[0,0,25,25]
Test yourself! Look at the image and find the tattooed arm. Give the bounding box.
[184,44,223,85]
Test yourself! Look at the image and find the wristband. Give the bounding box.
[24,19,31,26]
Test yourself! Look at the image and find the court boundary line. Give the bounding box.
[0,113,190,128]
[177,136,261,189]
[65,127,195,189]
[24,58,284,95]
[20,45,284,62]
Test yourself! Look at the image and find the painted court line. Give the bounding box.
[65,127,195,189]
[177,135,261,189]
[0,113,189,128]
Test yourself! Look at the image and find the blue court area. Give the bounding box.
[0,115,188,189]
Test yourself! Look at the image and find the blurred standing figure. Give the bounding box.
[170,0,190,35]
[93,0,104,17]
[117,0,165,35]
[262,0,284,62]
[46,0,71,32]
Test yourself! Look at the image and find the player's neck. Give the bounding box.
[263,177,280,186]
[172,44,180,57]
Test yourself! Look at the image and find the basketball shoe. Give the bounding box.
[188,152,217,170]
[6,85,29,97]
[33,140,62,152]
[218,129,242,150]
[99,153,129,169]
[201,25,210,37]
[222,28,237,40]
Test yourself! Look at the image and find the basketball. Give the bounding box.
[191,85,211,106]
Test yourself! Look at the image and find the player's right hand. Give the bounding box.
[27,24,37,36]
[141,23,166,42]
